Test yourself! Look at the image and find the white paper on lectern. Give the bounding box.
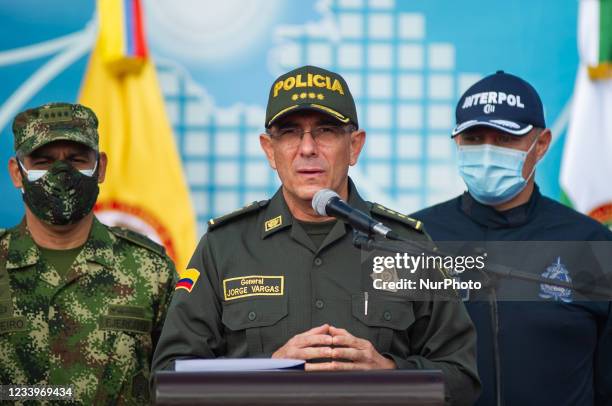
[174,358,305,372]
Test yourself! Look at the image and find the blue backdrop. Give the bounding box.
[0,0,578,237]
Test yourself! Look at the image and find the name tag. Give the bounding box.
[99,316,151,333]
[223,275,284,301]
[107,305,146,318]
[0,316,27,334]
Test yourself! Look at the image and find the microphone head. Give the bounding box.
[312,188,340,216]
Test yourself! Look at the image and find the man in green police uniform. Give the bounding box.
[152,66,480,405]
[0,103,176,404]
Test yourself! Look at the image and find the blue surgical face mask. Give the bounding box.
[457,137,538,206]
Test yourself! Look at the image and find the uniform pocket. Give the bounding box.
[222,296,288,330]
[351,293,415,353]
[94,325,153,404]
[221,297,288,356]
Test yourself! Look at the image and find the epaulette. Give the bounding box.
[208,200,269,231]
[110,226,166,256]
[369,203,424,233]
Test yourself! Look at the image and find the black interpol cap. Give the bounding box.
[451,70,546,137]
[265,65,358,128]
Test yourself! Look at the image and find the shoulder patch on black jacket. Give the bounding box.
[208,200,269,231]
[110,227,166,256]
[370,203,424,232]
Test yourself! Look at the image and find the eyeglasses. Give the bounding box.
[269,125,354,147]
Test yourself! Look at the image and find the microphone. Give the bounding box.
[312,189,401,240]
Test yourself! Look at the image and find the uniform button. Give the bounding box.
[314,257,323,266]
[315,299,324,309]
[248,311,257,321]
[383,311,392,321]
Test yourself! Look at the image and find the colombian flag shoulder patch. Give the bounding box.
[176,268,200,293]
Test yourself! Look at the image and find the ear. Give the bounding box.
[349,129,366,166]
[260,133,277,170]
[8,157,23,189]
[97,152,108,183]
[535,128,552,161]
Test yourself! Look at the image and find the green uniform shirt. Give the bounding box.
[38,245,83,280]
[152,180,480,405]
[0,217,176,405]
[297,219,337,249]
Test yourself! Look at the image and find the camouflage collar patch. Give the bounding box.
[80,218,115,269]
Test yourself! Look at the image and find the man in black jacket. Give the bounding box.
[412,70,612,406]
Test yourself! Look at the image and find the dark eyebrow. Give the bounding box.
[28,150,54,160]
[275,120,298,130]
[315,118,339,126]
[461,129,485,138]
[275,118,339,129]
[66,151,92,159]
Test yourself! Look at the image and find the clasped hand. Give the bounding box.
[271,324,396,370]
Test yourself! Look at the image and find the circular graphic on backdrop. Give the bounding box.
[145,0,282,66]
[95,201,177,260]
[589,202,612,230]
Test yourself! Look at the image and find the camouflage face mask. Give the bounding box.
[19,159,99,225]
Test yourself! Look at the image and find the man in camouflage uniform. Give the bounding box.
[0,102,176,404]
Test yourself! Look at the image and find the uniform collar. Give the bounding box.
[260,177,369,252]
[79,217,115,268]
[6,216,114,271]
[5,219,39,269]
[459,184,541,229]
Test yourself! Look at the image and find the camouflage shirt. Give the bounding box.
[0,217,176,405]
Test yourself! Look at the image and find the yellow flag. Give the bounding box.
[79,0,196,270]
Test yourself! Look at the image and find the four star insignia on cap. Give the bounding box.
[39,106,73,123]
[291,93,325,101]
